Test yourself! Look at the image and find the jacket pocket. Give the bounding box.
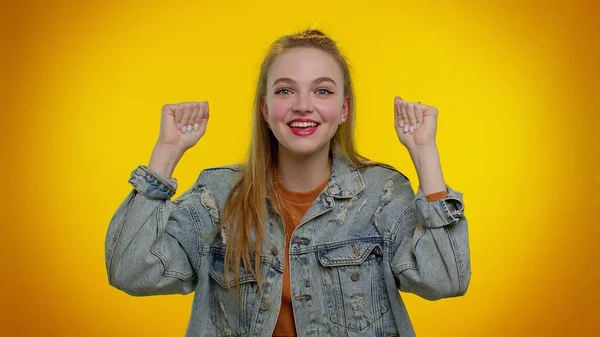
[318,241,390,331]
[209,253,261,337]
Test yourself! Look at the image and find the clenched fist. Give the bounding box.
[394,96,438,153]
[157,101,210,152]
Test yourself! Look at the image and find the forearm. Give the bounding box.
[409,145,446,195]
[148,143,184,179]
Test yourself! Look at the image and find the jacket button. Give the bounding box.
[260,300,270,311]
[351,273,360,281]
[271,245,279,256]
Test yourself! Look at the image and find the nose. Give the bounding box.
[292,91,313,113]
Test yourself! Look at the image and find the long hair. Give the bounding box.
[221,28,376,291]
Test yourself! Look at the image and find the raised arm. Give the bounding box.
[386,178,470,300]
[105,102,210,296]
[387,97,471,299]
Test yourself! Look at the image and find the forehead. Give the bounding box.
[268,47,343,84]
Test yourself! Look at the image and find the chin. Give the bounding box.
[280,138,330,157]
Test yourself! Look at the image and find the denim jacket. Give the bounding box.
[105,143,471,337]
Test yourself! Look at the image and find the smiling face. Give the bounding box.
[262,47,349,158]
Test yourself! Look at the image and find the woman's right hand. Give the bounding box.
[157,101,210,152]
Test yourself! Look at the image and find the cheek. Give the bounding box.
[315,100,343,122]
[269,100,290,120]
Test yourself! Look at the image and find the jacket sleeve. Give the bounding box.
[386,175,471,301]
[104,165,201,296]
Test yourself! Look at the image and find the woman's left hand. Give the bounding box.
[394,96,438,152]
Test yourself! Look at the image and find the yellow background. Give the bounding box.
[2,0,599,336]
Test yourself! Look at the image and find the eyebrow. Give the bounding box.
[272,77,337,88]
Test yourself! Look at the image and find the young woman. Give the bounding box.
[105,29,471,337]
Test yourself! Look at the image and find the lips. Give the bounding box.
[287,119,320,128]
[287,119,319,136]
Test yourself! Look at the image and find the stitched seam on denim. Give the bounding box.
[151,245,194,280]
[290,237,382,255]
[445,226,463,296]
[185,203,204,273]
[129,169,174,199]
[384,240,394,260]
[209,269,257,288]
[215,325,250,337]
[328,162,365,199]
[383,234,395,260]
[328,312,386,332]
[383,232,395,243]
[172,185,199,206]
[372,164,410,182]
[412,225,427,253]
[129,181,148,198]
[394,263,418,274]
[319,243,381,266]
[201,165,242,173]
[389,206,414,245]
[149,248,172,277]
[156,199,165,234]
[206,247,284,272]
[149,200,168,275]
[439,199,456,223]
[106,191,136,283]
[149,203,194,282]
[139,166,176,194]
[386,205,413,260]
[163,270,194,280]
[295,197,335,229]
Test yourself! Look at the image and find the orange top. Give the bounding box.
[271,177,447,336]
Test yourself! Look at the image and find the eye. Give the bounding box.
[316,88,334,95]
[275,88,292,95]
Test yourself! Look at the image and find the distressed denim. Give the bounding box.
[105,143,471,337]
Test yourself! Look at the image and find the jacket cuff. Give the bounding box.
[415,185,465,228]
[128,165,178,199]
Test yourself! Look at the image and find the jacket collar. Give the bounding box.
[327,141,365,199]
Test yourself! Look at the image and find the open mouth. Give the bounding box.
[287,121,320,136]
[288,121,319,128]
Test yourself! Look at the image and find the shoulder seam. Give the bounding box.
[201,164,244,173]
[194,164,244,192]
[368,164,410,182]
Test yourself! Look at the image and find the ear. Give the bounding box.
[341,96,349,122]
[260,96,268,122]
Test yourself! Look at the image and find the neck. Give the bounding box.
[276,143,331,192]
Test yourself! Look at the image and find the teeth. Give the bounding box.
[289,121,318,128]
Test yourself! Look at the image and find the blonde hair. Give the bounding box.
[221,28,376,291]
